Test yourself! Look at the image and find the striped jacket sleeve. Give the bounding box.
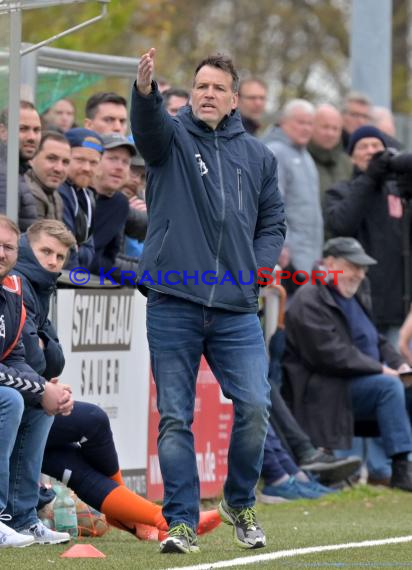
[0,336,45,405]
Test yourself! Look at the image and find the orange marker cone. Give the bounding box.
[60,544,106,558]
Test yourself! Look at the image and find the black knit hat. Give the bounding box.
[347,125,387,155]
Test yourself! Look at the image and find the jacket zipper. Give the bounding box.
[155,220,170,264]
[208,133,226,306]
[237,168,243,211]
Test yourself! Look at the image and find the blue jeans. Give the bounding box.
[147,291,270,530]
[350,374,412,458]
[0,386,54,529]
[262,423,298,484]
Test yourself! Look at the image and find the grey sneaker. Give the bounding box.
[218,499,266,549]
[20,520,70,545]
[159,523,200,554]
[299,451,361,484]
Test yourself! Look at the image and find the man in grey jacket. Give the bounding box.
[132,48,285,554]
[264,99,323,275]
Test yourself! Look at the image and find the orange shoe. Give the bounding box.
[197,509,221,536]
[134,523,159,541]
[157,509,221,542]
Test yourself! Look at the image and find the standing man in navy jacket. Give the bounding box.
[131,48,286,554]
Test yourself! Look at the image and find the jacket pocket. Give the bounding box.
[237,168,243,211]
[155,220,170,265]
[147,289,170,307]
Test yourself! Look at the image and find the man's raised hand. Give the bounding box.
[137,48,156,95]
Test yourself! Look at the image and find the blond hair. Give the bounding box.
[27,220,76,249]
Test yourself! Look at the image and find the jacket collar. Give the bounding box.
[315,279,372,316]
[27,168,56,196]
[14,234,60,292]
[178,106,245,139]
[307,141,345,166]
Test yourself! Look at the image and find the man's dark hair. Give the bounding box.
[20,100,36,111]
[238,77,268,96]
[0,100,37,128]
[194,54,239,93]
[37,131,70,154]
[162,88,190,105]
[44,97,75,114]
[85,92,127,119]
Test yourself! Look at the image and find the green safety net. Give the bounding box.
[0,67,103,113]
[35,68,103,113]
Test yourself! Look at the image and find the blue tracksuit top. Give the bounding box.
[130,82,286,312]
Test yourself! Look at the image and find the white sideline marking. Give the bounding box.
[165,535,412,570]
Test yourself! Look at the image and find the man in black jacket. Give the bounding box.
[0,102,40,231]
[132,48,285,554]
[283,237,412,493]
[90,134,136,281]
[325,125,405,344]
[0,215,73,548]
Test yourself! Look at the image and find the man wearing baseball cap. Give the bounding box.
[324,124,408,346]
[58,127,104,269]
[282,236,412,493]
[89,134,137,281]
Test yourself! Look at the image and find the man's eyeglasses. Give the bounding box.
[345,111,371,121]
[239,95,267,101]
[0,244,18,255]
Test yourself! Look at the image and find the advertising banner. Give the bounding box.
[146,356,233,501]
[56,288,150,493]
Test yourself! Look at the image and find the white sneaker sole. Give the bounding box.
[0,538,34,548]
[33,536,71,545]
[159,536,200,554]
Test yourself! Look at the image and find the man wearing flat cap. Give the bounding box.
[282,237,412,492]
[325,125,408,344]
[89,133,137,280]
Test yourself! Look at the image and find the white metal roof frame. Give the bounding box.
[0,1,98,16]
[1,0,110,222]
[37,46,137,77]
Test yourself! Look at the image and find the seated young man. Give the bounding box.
[282,237,412,492]
[0,215,73,549]
[12,220,220,541]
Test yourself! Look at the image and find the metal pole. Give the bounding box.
[350,0,392,107]
[6,7,21,223]
[21,44,38,104]
[21,2,108,57]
